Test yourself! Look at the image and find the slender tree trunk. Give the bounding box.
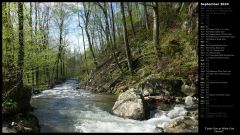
[34,2,40,85]
[45,5,50,85]
[62,53,65,79]
[36,67,39,85]
[153,2,161,60]
[97,25,103,52]
[59,19,63,79]
[17,2,25,112]
[85,26,98,67]
[143,2,149,31]
[127,3,135,37]
[3,3,16,90]
[56,55,59,80]
[97,3,124,73]
[28,2,35,86]
[120,2,133,74]
[77,6,89,76]
[116,14,121,38]
[134,2,140,21]
[35,3,38,35]
[82,3,98,67]
[81,27,89,75]
[111,3,124,74]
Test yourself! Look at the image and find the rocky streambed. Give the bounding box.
[29,79,198,133]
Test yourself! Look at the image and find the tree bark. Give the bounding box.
[143,2,149,31]
[127,3,135,37]
[81,27,89,76]
[153,2,161,60]
[110,3,124,74]
[17,2,25,112]
[82,3,98,67]
[120,2,133,74]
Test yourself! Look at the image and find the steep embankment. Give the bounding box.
[85,27,198,97]
[82,3,198,99]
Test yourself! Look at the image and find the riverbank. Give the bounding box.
[2,110,40,133]
[30,79,198,133]
[83,72,198,133]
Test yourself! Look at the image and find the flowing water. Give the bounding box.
[31,79,198,133]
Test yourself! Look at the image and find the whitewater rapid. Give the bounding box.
[31,79,196,133]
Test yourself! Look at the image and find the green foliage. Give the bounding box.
[2,99,17,109]
[2,98,18,115]
[137,65,153,78]
[178,3,191,22]
[2,2,198,100]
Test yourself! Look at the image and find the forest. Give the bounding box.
[2,2,198,133]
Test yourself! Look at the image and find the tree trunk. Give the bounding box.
[85,26,98,67]
[34,3,38,35]
[3,3,16,91]
[127,3,135,37]
[82,3,98,67]
[120,2,133,74]
[153,2,161,60]
[81,26,89,75]
[36,67,39,85]
[34,2,40,86]
[110,3,124,74]
[143,2,149,31]
[17,2,25,112]
[134,2,140,21]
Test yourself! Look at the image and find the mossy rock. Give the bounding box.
[112,88,148,120]
[114,85,128,96]
[137,75,184,97]
[181,83,197,96]
[164,117,198,133]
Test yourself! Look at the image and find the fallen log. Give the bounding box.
[144,95,174,103]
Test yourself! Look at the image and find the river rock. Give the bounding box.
[186,111,198,120]
[181,83,197,96]
[164,117,198,133]
[185,96,194,106]
[2,127,17,133]
[137,76,183,97]
[112,88,147,120]
[154,126,164,133]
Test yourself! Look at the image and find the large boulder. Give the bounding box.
[112,88,148,120]
[137,76,184,97]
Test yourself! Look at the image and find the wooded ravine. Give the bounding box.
[2,2,198,133]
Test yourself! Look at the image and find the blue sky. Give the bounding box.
[47,3,85,54]
[34,2,138,54]
[47,2,122,54]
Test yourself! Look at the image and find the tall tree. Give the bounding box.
[153,2,161,60]
[53,3,71,80]
[143,2,149,31]
[97,2,124,73]
[82,2,98,67]
[120,2,133,74]
[77,4,89,76]
[81,26,89,76]
[110,3,124,74]
[2,3,16,92]
[34,2,40,85]
[28,2,35,86]
[127,3,135,37]
[17,2,25,112]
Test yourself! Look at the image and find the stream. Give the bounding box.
[31,79,198,133]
